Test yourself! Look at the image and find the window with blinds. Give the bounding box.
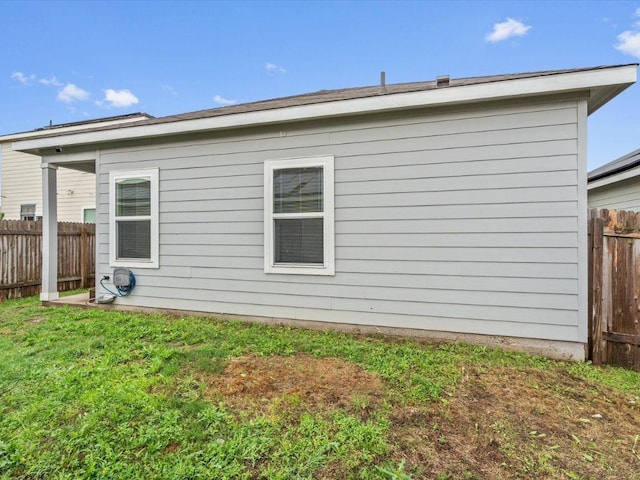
[109,169,159,268]
[264,156,334,275]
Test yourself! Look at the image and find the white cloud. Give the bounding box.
[57,83,90,103]
[213,94,236,106]
[486,18,532,43]
[39,76,62,87]
[615,30,640,58]
[615,8,640,58]
[101,89,139,108]
[265,63,286,74]
[11,72,36,85]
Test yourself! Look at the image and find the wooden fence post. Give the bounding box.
[80,226,88,289]
[590,211,605,365]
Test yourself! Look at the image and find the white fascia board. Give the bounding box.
[14,65,637,153]
[588,163,640,190]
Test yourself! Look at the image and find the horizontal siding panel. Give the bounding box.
[161,211,261,225]
[337,246,577,263]
[160,244,262,257]
[166,161,262,181]
[329,107,578,145]
[162,185,262,198]
[161,221,262,234]
[134,275,577,310]
[337,232,577,248]
[160,199,261,215]
[340,140,577,170]
[588,178,640,210]
[337,171,578,195]
[331,259,578,278]
[160,255,262,269]
[163,233,262,246]
[337,186,578,207]
[162,174,262,191]
[336,217,578,234]
[340,259,578,279]
[338,155,577,183]
[330,125,577,159]
[182,267,578,294]
[127,284,578,327]
[336,202,578,220]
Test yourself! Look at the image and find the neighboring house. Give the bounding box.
[14,64,638,360]
[588,147,640,210]
[0,113,153,222]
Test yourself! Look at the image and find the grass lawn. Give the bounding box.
[0,296,639,479]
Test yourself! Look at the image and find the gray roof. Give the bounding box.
[17,64,637,141]
[144,65,619,125]
[588,147,640,182]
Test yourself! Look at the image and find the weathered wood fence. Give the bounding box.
[589,209,640,371]
[0,220,95,299]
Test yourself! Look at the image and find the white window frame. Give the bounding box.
[264,155,335,275]
[20,203,37,221]
[109,168,159,269]
[81,205,96,224]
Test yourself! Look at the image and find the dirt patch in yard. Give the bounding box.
[207,354,385,417]
[200,355,639,479]
[389,365,640,479]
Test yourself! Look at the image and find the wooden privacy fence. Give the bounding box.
[589,209,640,371]
[0,220,95,299]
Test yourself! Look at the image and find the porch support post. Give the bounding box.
[40,163,59,301]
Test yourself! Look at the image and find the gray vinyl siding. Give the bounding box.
[96,98,583,343]
[588,176,640,211]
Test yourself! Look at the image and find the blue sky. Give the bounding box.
[1,0,639,169]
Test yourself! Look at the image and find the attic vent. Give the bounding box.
[436,75,450,87]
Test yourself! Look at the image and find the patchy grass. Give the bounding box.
[0,296,638,479]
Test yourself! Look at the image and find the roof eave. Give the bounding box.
[588,162,640,190]
[0,114,153,143]
[14,64,638,155]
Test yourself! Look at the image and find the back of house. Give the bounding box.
[14,64,638,360]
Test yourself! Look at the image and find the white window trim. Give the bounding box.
[264,155,335,276]
[81,205,96,223]
[109,168,159,269]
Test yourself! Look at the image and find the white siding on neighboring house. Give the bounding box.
[0,141,95,222]
[588,176,640,211]
[94,97,585,345]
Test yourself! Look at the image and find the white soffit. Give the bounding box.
[14,65,637,154]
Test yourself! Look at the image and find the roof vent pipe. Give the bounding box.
[379,71,387,94]
[436,75,450,87]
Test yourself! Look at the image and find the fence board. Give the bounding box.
[589,209,640,370]
[0,221,95,299]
